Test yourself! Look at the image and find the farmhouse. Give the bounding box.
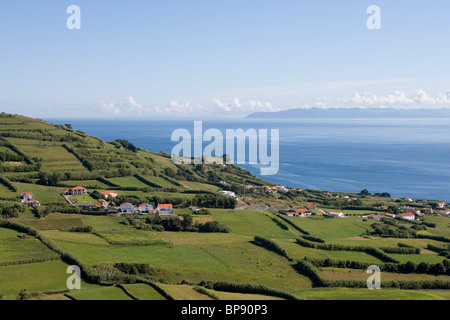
[25,200,40,208]
[328,211,345,218]
[437,202,447,208]
[398,212,415,221]
[63,186,88,196]
[297,209,311,217]
[157,204,175,215]
[285,212,298,217]
[98,191,118,199]
[368,214,383,221]
[385,213,397,219]
[138,203,155,214]
[20,192,34,202]
[119,202,135,213]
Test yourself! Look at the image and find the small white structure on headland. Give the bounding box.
[219,191,237,198]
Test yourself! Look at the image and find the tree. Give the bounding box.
[360,189,370,196]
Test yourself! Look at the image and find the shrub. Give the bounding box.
[254,235,293,261]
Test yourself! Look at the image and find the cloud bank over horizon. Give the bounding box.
[98,88,450,118]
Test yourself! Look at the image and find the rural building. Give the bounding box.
[98,191,118,199]
[138,203,154,214]
[437,202,447,208]
[285,212,298,217]
[328,211,345,218]
[157,204,175,215]
[25,200,40,208]
[385,213,397,219]
[398,213,415,221]
[368,214,383,221]
[297,209,311,217]
[63,186,88,196]
[20,192,35,203]
[119,202,135,213]
[189,206,200,213]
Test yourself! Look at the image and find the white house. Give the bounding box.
[297,209,312,217]
[119,202,135,213]
[63,186,88,196]
[285,212,298,217]
[398,213,415,221]
[156,204,175,215]
[98,191,118,199]
[328,211,345,218]
[138,203,154,214]
[437,202,447,208]
[20,192,34,203]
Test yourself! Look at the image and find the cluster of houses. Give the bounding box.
[285,208,312,218]
[19,192,40,208]
[117,203,175,215]
[366,212,416,221]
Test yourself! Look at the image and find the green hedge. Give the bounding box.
[254,235,293,261]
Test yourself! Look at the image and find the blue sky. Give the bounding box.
[1,0,450,118]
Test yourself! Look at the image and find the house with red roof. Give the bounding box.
[304,202,317,209]
[63,186,87,196]
[297,209,311,217]
[385,213,397,219]
[98,191,118,199]
[157,204,174,215]
[437,202,447,209]
[20,192,35,202]
[328,211,345,218]
[285,212,298,217]
[398,212,415,221]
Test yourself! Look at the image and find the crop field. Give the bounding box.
[0,227,59,264]
[5,138,87,172]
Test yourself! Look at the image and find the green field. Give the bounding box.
[70,194,98,204]
[67,284,133,300]
[0,261,70,299]
[0,228,59,264]
[293,288,447,300]
[94,229,168,245]
[211,209,295,239]
[122,283,166,300]
[16,213,86,231]
[107,176,152,188]
[13,182,65,204]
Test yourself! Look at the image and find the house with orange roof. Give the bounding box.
[63,186,88,196]
[285,212,298,217]
[398,212,415,221]
[20,192,35,202]
[328,211,345,218]
[157,203,174,215]
[98,191,118,199]
[297,209,312,217]
[304,202,317,209]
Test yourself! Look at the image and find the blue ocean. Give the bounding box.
[48,118,450,202]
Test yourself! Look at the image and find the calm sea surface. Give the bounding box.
[48,118,450,201]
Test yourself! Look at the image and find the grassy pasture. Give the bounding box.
[122,283,166,300]
[0,261,70,300]
[107,176,152,188]
[292,287,446,300]
[15,213,86,231]
[94,229,168,246]
[210,209,295,239]
[156,284,213,300]
[70,194,98,204]
[0,227,59,264]
[13,182,65,204]
[320,267,450,281]
[67,284,133,300]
